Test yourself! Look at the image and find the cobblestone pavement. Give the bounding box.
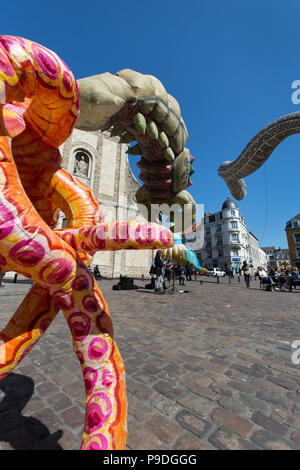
[0,276,300,450]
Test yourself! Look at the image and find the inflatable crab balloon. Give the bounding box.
[77,70,197,231]
[0,35,189,450]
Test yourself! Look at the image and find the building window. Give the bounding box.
[207,251,212,258]
[73,149,92,184]
[294,233,300,243]
[206,241,212,248]
[216,225,222,232]
[232,248,239,256]
[217,238,223,246]
[293,220,300,228]
[296,248,300,258]
[231,221,238,229]
[218,249,223,257]
[205,228,211,235]
[231,210,235,216]
[62,218,68,228]
[232,233,239,242]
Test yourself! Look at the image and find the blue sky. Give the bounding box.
[2,0,300,248]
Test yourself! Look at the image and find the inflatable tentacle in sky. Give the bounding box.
[0,35,173,450]
[218,112,300,200]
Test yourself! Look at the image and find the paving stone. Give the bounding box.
[239,393,269,414]
[251,429,297,450]
[62,380,84,398]
[153,380,185,400]
[163,363,185,376]
[226,369,250,381]
[252,378,286,395]
[271,409,300,430]
[22,396,44,416]
[60,406,84,429]
[251,412,288,436]
[212,408,254,438]
[208,428,259,450]
[226,379,257,394]
[217,396,247,416]
[146,414,182,445]
[237,352,268,365]
[46,369,75,386]
[210,382,238,398]
[290,431,300,445]
[17,364,39,376]
[36,381,59,398]
[31,407,62,430]
[149,393,181,418]
[127,392,155,422]
[57,429,79,450]
[157,370,182,385]
[174,434,212,450]
[47,393,73,412]
[268,375,297,390]
[183,371,213,387]
[191,386,219,401]
[175,409,211,438]
[127,422,160,450]
[126,378,155,401]
[230,363,265,378]
[176,392,217,418]
[256,390,291,411]
[132,371,157,385]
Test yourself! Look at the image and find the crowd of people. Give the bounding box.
[255,265,300,292]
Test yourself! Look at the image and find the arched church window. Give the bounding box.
[73,149,92,184]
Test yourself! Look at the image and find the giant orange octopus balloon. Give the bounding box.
[0,35,177,450]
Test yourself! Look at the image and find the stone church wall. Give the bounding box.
[59,129,153,278]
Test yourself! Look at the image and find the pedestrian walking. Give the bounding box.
[242,261,250,288]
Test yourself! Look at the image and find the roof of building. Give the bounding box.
[286,213,300,226]
[222,197,238,210]
[248,231,258,241]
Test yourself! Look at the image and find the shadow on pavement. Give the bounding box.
[0,373,63,450]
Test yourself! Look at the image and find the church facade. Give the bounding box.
[59,129,153,278]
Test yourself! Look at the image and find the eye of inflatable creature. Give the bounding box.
[77,70,196,231]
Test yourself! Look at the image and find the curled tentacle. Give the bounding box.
[218,112,300,200]
[0,284,59,380]
[0,35,178,450]
[55,221,173,252]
